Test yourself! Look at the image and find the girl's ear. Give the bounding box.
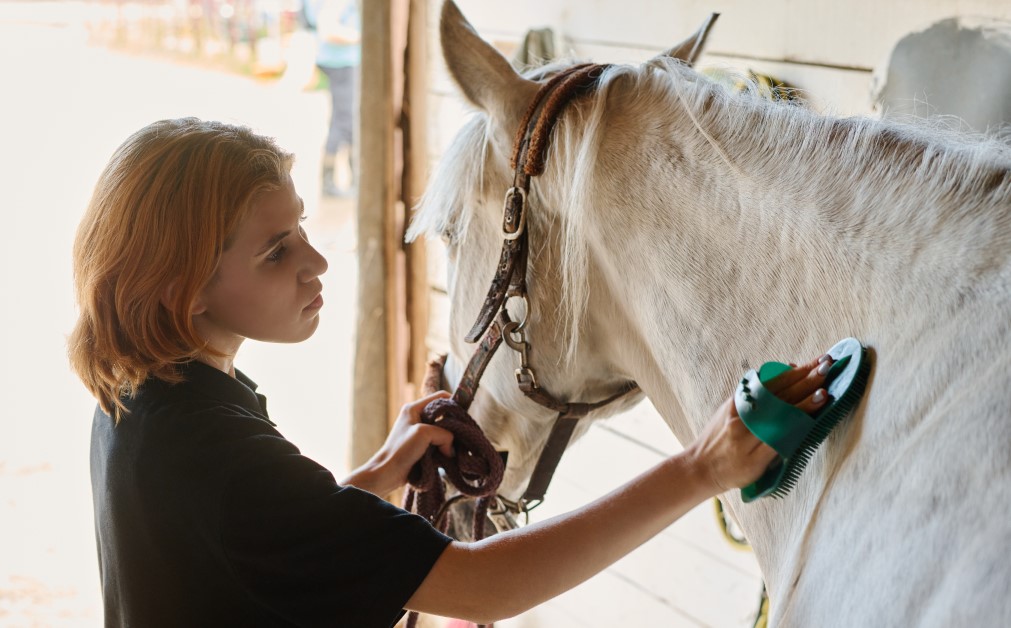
[190,297,207,316]
[162,280,207,315]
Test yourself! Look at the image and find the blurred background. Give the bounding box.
[6,1,1008,626]
[0,1,357,623]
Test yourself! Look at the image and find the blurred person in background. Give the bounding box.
[304,0,359,197]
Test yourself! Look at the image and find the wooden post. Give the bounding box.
[402,0,430,395]
[352,0,398,469]
[352,0,429,473]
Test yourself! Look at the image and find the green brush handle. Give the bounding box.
[735,362,814,501]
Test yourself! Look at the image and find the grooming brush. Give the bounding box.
[735,337,871,502]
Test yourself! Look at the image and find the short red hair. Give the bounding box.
[69,118,294,418]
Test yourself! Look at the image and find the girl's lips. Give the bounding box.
[305,293,324,310]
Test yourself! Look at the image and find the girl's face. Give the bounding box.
[192,174,328,356]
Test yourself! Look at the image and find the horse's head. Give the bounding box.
[408,1,719,501]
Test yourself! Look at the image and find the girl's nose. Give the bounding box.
[299,240,329,283]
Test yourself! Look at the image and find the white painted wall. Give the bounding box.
[429,0,1011,141]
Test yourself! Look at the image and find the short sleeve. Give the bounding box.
[219,432,451,628]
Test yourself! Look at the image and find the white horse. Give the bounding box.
[409,2,1011,625]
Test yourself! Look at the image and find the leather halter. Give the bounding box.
[447,63,640,513]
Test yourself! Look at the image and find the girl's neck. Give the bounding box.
[196,350,239,377]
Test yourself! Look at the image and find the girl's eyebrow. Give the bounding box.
[255,230,291,256]
[254,197,304,256]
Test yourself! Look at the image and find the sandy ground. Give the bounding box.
[0,4,358,624]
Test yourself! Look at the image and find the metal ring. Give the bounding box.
[501,320,525,352]
[504,294,530,331]
[494,495,543,516]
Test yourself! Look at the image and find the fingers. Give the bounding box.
[746,355,831,416]
[765,356,819,392]
[778,357,832,404]
[395,392,456,457]
[414,390,452,406]
[403,390,452,423]
[418,423,455,458]
[789,387,829,415]
[764,354,833,404]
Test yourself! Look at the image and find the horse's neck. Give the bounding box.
[579,100,1009,586]
[585,97,1008,421]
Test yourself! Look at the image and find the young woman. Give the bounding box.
[70,118,832,627]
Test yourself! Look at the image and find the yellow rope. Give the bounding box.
[712,497,770,626]
[713,497,751,550]
[753,588,770,628]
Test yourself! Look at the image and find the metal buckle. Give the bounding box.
[502,320,539,389]
[492,495,543,524]
[515,367,539,389]
[502,186,527,241]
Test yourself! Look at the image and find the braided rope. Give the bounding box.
[404,398,505,538]
[404,398,504,628]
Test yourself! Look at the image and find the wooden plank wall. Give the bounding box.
[414,1,1011,625]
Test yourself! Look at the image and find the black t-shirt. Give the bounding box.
[90,361,451,627]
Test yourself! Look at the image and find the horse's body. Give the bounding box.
[411,3,1011,625]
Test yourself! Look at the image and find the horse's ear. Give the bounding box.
[660,12,720,66]
[440,1,538,126]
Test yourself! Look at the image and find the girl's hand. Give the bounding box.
[687,355,833,493]
[341,391,455,496]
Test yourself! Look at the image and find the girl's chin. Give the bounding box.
[253,318,322,344]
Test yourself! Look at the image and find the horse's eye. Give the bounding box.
[440,225,457,246]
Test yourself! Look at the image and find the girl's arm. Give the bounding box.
[406,357,830,623]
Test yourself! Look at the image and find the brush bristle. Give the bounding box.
[768,355,871,498]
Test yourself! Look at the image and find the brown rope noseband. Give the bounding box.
[405,63,640,538]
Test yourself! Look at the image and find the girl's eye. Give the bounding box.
[266,244,286,262]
